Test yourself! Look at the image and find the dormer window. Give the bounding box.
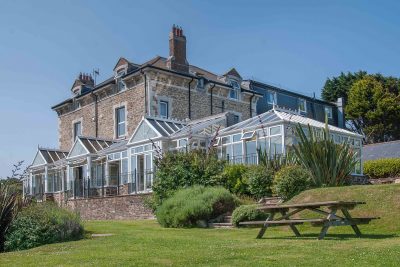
[266,91,276,105]
[197,77,205,90]
[298,98,307,113]
[229,80,240,100]
[115,70,126,92]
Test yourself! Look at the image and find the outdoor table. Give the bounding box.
[239,201,378,240]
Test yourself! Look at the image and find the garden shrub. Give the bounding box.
[364,158,400,178]
[153,149,225,206]
[273,165,312,201]
[5,202,83,251]
[246,165,274,199]
[156,186,237,228]
[214,164,249,195]
[231,204,269,227]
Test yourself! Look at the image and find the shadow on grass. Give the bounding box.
[261,233,397,240]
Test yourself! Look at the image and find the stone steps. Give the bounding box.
[209,213,234,228]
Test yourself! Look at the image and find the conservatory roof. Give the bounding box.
[219,109,362,137]
[98,140,128,155]
[67,136,116,159]
[31,148,69,167]
[146,117,186,137]
[170,112,229,138]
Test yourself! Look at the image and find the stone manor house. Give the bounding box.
[22,26,362,219]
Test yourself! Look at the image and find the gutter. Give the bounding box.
[209,83,216,115]
[188,77,194,119]
[140,69,148,115]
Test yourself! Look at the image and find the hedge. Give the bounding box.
[364,158,400,178]
[156,186,237,228]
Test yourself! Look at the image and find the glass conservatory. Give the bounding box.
[215,108,364,175]
[24,109,363,202]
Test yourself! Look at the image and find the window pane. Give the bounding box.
[246,141,257,156]
[270,126,281,135]
[270,136,283,155]
[118,122,125,136]
[233,134,241,142]
[117,107,125,123]
[257,138,269,154]
[221,136,230,144]
[160,101,168,118]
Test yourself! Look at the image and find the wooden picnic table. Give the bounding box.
[239,201,379,240]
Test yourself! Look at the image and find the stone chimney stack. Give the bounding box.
[166,25,189,73]
[71,73,94,95]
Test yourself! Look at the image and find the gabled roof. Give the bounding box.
[113,57,140,71]
[128,117,186,145]
[223,68,242,79]
[31,148,68,167]
[67,136,116,159]
[362,140,400,161]
[219,108,362,137]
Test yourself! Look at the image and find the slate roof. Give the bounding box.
[77,136,115,154]
[362,140,400,161]
[38,148,68,164]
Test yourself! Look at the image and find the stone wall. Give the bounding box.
[148,71,254,122]
[58,78,145,151]
[65,193,154,220]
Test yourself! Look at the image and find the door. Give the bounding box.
[137,154,145,191]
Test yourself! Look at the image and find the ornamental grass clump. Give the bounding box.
[156,186,237,228]
[293,123,357,187]
[0,185,20,252]
[5,202,83,251]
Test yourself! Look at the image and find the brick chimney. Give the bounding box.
[71,73,94,95]
[166,25,189,73]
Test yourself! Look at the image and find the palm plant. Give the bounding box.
[257,148,297,172]
[0,184,20,252]
[293,123,357,187]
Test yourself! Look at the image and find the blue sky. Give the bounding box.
[0,0,399,177]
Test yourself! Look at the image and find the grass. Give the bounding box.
[1,184,400,266]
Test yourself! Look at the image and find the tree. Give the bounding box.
[321,71,367,102]
[346,76,400,143]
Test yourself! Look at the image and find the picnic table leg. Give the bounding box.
[256,212,275,239]
[280,210,301,237]
[318,208,337,240]
[341,208,362,237]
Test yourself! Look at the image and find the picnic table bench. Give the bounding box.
[239,201,379,240]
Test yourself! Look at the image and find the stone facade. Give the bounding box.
[65,194,154,220]
[58,77,145,151]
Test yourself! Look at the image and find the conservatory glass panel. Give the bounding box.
[130,121,159,144]
[270,136,283,155]
[232,143,243,163]
[32,152,46,166]
[241,131,255,140]
[121,158,129,184]
[69,141,88,158]
[232,134,241,142]
[257,129,268,138]
[257,139,269,154]
[221,136,231,144]
[270,126,281,135]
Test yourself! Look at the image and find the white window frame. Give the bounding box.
[229,80,240,100]
[115,70,127,92]
[159,100,169,119]
[325,106,333,119]
[267,91,276,105]
[298,98,307,113]
[115,106,126,138]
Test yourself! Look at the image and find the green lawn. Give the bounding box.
[1,184,400,267]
